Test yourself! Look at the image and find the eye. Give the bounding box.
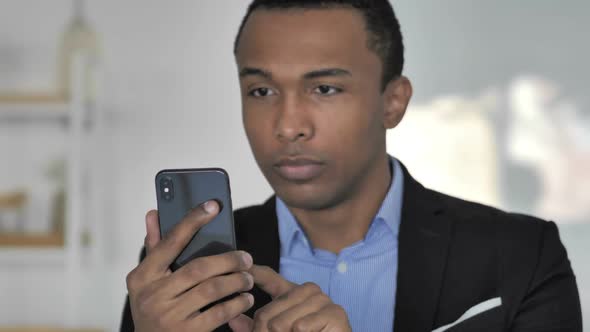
[248,87,276,97]
[314,85,342,96]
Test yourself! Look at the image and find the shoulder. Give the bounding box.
[432,191,576,290]
[426,188,565,270]
[433,188,552,239]
[423,191,581,328]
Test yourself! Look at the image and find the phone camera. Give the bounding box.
[160,177,174,201]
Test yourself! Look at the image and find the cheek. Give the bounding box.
[318,98,382,153]
[243,108,274,157]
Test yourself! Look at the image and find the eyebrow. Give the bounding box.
[239,67,352,80]
[303,68,352,80]
[239,67,272,79]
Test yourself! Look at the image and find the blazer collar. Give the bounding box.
[394,162,453,332]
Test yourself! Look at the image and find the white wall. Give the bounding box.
[0,1,588,331]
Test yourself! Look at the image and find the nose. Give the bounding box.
[274,94,314,142]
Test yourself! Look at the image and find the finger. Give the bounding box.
[266,292,331,332]
[292,304,351,332]
[127,210,165,292]
[250,264,295,299]
[172,271,254,319]
[142,200,219,273]
[190,293,255,332]
[229,314,254,332]
[144,209,160,254]
[160,250,253,298]
[253,282,322,331]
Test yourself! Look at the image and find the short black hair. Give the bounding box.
[233,0,405,90]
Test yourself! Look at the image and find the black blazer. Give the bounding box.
[121,163,582,331]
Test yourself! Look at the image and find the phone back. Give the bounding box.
[155,168,236,271]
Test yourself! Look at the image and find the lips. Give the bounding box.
[273,157,326,182]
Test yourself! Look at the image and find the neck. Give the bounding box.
[289,153,392,254]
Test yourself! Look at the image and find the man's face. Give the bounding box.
[236,8,392,210]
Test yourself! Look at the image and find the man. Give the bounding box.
[121,1,582,331]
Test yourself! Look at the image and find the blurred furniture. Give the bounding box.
[0,55,106,329]
[0,179,63,247]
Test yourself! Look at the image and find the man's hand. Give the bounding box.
[126,201,255,332]
[229,265,352,332]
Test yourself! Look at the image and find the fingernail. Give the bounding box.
[241,251,253,267]
[243,272,254,287]
[243,293,254,306]
[203,200,218,214]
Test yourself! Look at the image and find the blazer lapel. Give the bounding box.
[394,163,453,332]
[235,196,280,315]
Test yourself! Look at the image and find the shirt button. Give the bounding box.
[337,261,348,274]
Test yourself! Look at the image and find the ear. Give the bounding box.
[382,76,413,129]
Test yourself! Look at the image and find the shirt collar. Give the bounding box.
[276,155,404,256]
[276,196,308,255]
[373,156,404,238]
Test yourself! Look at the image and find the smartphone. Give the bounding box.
[155,168,237,271]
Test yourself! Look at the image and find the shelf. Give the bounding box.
[0,93,69,122]
[0,232,64,247]
[0,93,67,104]
[0,53,105,327]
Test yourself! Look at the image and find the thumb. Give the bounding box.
[228,314,253,332]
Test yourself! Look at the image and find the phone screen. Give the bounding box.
[155,168,236,271]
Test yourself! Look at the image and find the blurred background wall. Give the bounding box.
[0,1,588,331]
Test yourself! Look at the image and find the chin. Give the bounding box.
[260,163,351,211]
[273,182,345,211]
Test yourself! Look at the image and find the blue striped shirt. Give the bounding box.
[276,157,403,332]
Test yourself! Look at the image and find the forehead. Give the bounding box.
[236,8,381,75]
